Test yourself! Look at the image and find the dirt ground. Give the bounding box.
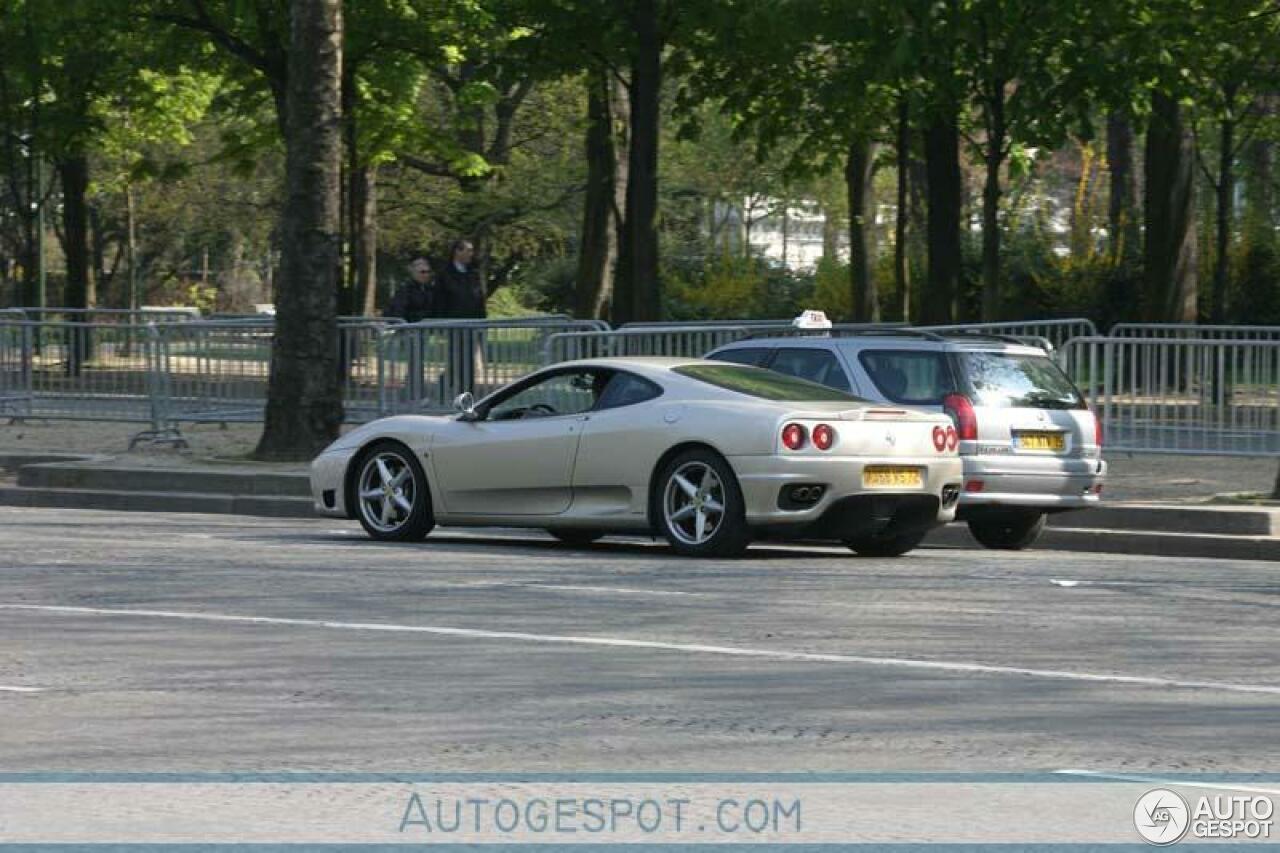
[0,418,309,469]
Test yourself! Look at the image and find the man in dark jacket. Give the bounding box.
[384,255,436,401]
[435,240,484,318]
[385,255,437,323]
[435,240,485,397]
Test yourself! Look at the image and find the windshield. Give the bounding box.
[958,352,1085,410]
[675,363,864,402]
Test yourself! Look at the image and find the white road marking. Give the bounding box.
[1056,769,1280,797]
[0,685,42,694]
[521,583,708,598]
[1,603,1278,697]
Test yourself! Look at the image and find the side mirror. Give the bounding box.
[453,391,478,421]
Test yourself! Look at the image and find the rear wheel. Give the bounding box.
[655,449,751,558]
[547,529,604,546]
[968,510,1046,550]
[351,441,434,541]
[844,528,929,558]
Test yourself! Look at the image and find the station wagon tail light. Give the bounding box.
[943,393,978,441]
[781,422,807,450]
[1093,410,1103,447]
[812,423,834,450]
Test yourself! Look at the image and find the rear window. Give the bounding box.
[857,350,954,405]
[707,347,771,367]
[769,348,853,392]
[675,364,862,402]
[959,352,1085,410]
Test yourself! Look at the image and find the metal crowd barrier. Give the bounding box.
[17,307,201,324]
[543,326,754,365]
[377,318,609,414]
[0,321,33,416]
[922,318,1097,350]
[0,320,160,425]
[1109,322,1280,342]
[1060,336,1280,456]
[154,319,402,427]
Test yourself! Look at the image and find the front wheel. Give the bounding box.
[844,528,929,558]
[351,441,435,541]
[967,511,1046,550]
[655,449,751,558]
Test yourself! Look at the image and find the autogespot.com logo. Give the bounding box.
[1134,789,1191,845]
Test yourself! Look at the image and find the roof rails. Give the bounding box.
[743,325,946,342]
[738,325,1053,351]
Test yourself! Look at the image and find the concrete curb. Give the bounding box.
[16,462,309,498]
[924,524,1280,562]
[0,486,315,519]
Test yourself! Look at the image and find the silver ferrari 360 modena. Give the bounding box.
[310,358,964,557]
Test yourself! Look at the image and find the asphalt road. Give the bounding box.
[1,506,1277,774]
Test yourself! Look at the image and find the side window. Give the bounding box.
[487,370,605,420]
[596,372,663,410]
[708,347,771,367]
[769,348,852,392]
[857,350,952,405]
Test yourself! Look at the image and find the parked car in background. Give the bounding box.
[311,357,963,557]
[707,323,1105,550]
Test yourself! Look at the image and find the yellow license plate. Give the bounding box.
[862,466,924,488]
[1015,431,1065,451]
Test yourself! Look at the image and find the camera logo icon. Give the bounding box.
[1134,788,1191,845]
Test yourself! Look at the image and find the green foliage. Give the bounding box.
[664,252,817,321]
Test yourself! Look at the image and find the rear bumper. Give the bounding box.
[728,454,964,532]
[957,455,1107,511]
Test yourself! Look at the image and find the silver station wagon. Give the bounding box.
[707,328,1106,549]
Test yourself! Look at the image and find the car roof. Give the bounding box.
[537,356,708,375]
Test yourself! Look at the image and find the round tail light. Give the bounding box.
[932,425,947,452]
[781,423,807,450]
[946,425,958,450]
[813,423,834,450]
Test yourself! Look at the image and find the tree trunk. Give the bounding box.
[922,114,961,324]
[352,163,378,316]
[846,136,878,322]
[575,69,617,320]
[126,184,139,311]
[615,0,662,324]
[58,155,90,310]
[894,97,910,322]
[1143,92,1198,322]
[254,0,344,460]
[1244,98,1274,239]
[1211,117,1234,324]
[980,87,1006,321]
[57,154,91,374]
[1107,109,1139,265]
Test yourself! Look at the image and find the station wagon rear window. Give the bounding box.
[675,364,862,402]
[857,350,954,405]
[959,352,1085,410]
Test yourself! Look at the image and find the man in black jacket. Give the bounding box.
[385,255,437,323]
[435,240,485,397]
[435,240,484,318]
[384,255,436,401]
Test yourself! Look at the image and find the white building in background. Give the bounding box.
[711,198,844,271]
[710,197,869,271]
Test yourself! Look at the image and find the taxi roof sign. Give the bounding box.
[792,310,833,330]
